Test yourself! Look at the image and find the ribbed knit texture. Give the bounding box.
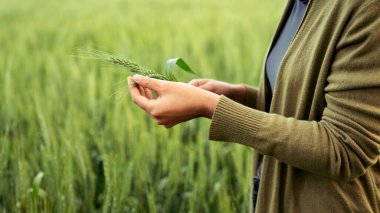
[209,96,265,147]
[209,0,380,212]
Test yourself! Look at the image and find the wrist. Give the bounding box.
[202,92,220,119]
[231,84,247,104]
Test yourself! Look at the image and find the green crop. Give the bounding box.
[0,0,284,212]
[79,49,197,82]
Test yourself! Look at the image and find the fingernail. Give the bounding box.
[133,74,143,81]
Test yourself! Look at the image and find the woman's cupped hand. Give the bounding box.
[128,75,220,128]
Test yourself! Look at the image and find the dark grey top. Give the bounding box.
[253,0,309,209]
[265,0,308,91]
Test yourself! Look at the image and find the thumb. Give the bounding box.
[131,74,164,91]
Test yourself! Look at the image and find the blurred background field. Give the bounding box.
[0,0,284,212]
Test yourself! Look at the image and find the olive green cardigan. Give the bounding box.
[209,0,380,212]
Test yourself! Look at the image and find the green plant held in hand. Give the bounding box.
[1,0,283,211]
[108,56,171,80]
[79,49,197,81]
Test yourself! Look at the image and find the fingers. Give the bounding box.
[128,77,155,111]
[131,74,165,92]
[138,85,154,100]
[138,85,146,97]
[127,76,153,100]
[129,76,193,129]
[144,88,154,99]
[128,76,176,128]
[188,79,218,93]
[188,79,210,87]
[164,123,175,128]
[156,119,176,128]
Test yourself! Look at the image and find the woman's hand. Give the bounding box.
[188,79,247,104]
[128,75,220,128]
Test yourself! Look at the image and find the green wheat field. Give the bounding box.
[0,0,284,212]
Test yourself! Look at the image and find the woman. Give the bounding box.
[128,0,380,212]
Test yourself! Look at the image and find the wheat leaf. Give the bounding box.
[165,58,197,80]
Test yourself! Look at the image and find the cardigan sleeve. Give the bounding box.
[209,2,380,182]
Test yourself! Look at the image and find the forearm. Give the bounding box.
[209,96,380,181]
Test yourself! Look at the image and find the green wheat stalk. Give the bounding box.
[107,56,175,81]
[77,49,177,81]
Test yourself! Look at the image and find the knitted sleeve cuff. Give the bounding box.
[209,95,266,147]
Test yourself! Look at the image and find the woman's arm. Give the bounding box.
[129,1,380,182]
[128,77,259,128]
[209,2,380,181]
[188,79,258,107]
